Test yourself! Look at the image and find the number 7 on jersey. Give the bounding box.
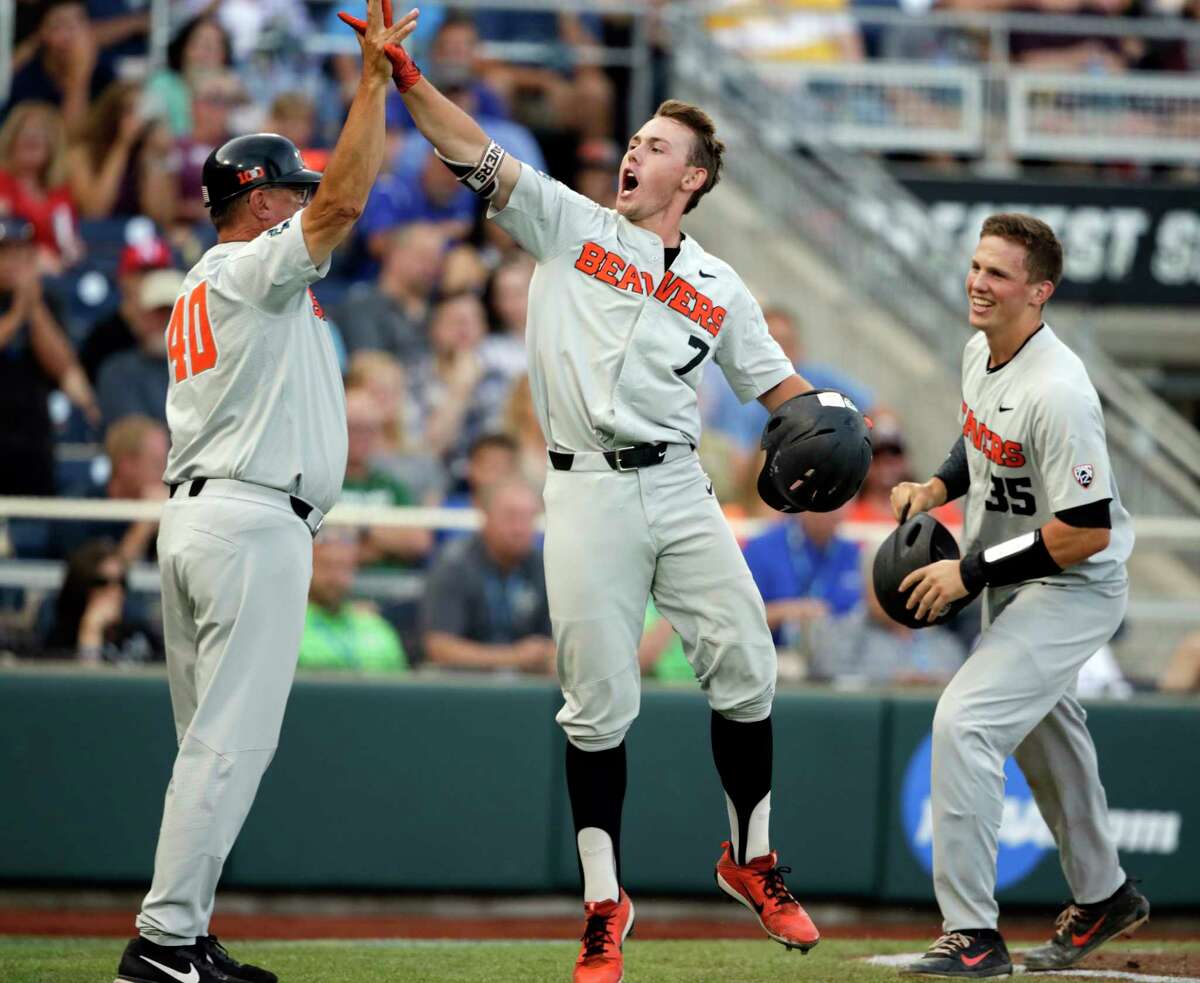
[167,280,218,382]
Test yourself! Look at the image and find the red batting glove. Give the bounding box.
[338,0,422,93]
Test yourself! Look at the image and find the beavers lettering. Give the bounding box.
[573,241,726,338]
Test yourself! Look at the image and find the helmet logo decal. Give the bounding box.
[237,166,266,185]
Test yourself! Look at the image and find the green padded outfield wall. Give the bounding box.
[1,669,1197,905]
[879,694,1200,906]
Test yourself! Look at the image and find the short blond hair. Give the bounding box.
[105,414,161,463]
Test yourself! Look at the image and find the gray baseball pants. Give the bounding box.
[931,579,1128,931]
[543,448,776,751]
[137,482,315,944]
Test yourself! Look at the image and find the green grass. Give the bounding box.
[1,937,1196,983]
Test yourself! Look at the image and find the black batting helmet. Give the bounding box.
[872,512,975,629]
[757,389,872,513]
[201,133,322,210]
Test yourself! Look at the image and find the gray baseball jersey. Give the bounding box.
[488,162,790,754]
[162,208,347,513]
[489,163,793,450]
[958,324,1133,589]
[927,322,1133,934]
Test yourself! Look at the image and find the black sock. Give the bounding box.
[565,740,626,886]
[711,711,772,865]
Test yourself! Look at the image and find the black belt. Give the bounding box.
[168,477,314,523]
[548,442,670,472]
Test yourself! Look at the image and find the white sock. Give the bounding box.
[577,827,619,903]
[726,791,771,863]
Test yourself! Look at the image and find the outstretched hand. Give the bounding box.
[339,0,422,92]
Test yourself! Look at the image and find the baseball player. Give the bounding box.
[891,213,1149,978]
[113,6,418,983]
[337,7,830,980]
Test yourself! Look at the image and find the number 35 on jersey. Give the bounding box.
[166,280,218,383]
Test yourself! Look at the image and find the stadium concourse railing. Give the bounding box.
[692,3,1200,167]
[667,8,1200,529]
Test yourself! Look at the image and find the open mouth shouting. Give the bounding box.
[619,167,639,199]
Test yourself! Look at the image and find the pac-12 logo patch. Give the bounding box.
[1073,464,1094,488]
[901,733,1051,890]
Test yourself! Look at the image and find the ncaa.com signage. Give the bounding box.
[896,177,1200,306]
[901,734,1182,891]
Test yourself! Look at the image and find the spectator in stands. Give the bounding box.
[0,218,98,501]
[143,15,233,138]
[471,12,616,144]
[1010,0,1139,73]
[0,101,83,274]
[440,240,491,296]
[265,92,329,173]
[574,138,619,207]
[79,237,173,383]
[9,1,148,84]
[1160,630,1200,693]
[4,2,117,131]
[388,70,546,176]
[65,81,176,227]
[297,530,409,673]
[411,291,512,481]
[707,0,865,63]
[95,268,181,428]
[172,71,243,227]
[388,12,511,133]
[335,222,444,360]
[481,254,534,382]
[421,478,555,674]
[443,432,521,516]
[743,505,863,648]
[341,388,434,568]
[50,414,169,564]
[359,146,476,257]
[847,411,962,526]
[501,374,549,491]
[345,351,447,502]
[42,538,163,664]
[806,546,965,685]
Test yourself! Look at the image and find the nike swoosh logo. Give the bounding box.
[140,955,200,983]
[698,269,717,279]
[961,949,993,968]
[705,482,713,495]
[751,899,765,915]
[1073,913,1107,947]
[998,405,1015,412]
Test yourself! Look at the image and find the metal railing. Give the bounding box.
[698,3,1200,164]
[668,9,1200,524]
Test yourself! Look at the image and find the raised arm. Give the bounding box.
[338,2,522,210]
[302,0,419,268]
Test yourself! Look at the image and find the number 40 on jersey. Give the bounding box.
[166,280,218,383]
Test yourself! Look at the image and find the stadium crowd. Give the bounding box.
[0,1,1189,693]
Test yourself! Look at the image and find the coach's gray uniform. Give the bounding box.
[932,324,1132,931]
[137,209,346,945]
[489,163,792,751]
